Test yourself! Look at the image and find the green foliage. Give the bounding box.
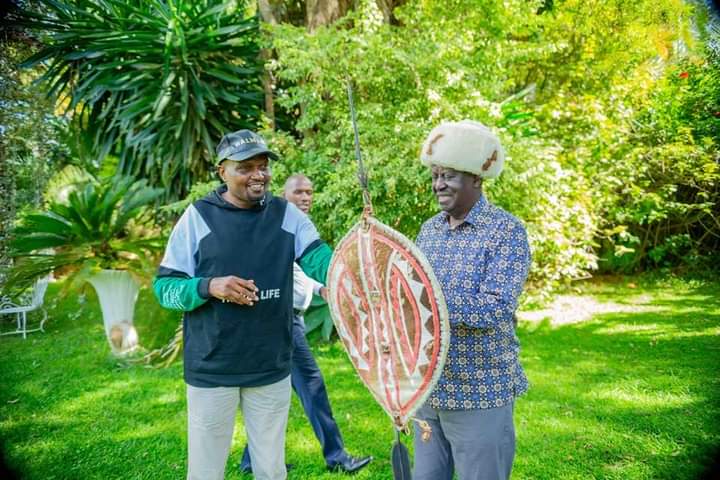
[263,0,716,288]
[162,179,219,216]
[587,49,720,271]
[42,164,95,204]
[16,0,263,198]
[263,1,625,287]
[488,139,598,286]
[0,37,69,270]
[5,173,164,293]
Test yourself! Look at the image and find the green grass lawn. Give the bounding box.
[1,276,718,479]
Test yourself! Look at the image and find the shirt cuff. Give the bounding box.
[197,277,211,299]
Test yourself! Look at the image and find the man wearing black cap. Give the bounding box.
[153,130,332,480]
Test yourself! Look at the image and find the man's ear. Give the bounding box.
[472,175,483,189]
[217,163,226,182]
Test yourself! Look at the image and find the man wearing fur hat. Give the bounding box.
[413,121,531,480]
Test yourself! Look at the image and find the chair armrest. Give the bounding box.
[0,299,22,310]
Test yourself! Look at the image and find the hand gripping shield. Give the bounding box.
[327,215,450,428]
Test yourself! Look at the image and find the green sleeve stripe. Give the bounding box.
[298,242,333,284]
[153,276,208,311]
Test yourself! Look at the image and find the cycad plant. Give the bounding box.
[15,0,262,198]
[6,174,164,354]
[8,174,164,286]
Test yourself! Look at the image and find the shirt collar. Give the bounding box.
[463,195,489,226]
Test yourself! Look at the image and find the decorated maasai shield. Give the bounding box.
[327,216,450,427]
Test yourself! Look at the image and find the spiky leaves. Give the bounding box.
[6,175,164,293]
[18,0,263,198]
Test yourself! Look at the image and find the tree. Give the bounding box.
[262,0,708,289]
[306,0,354,31]
[1,6,68,273]
[14,0,263,199]
[256,0,361,127]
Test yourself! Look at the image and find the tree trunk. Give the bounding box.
[306,0,354,32]
[257,0,281,24]
[257,0,280,128]
[375,0,407,26]
[0,142,15,274]
[257,0,358,132]
[260,48,276,129]
[258,0,306,25]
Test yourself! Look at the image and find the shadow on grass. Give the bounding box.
[0,283,391,479]
[1,281,718,479]
[0,283,185,479]
[515,286,720,480]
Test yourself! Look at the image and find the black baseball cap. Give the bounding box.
[215,130,279,164]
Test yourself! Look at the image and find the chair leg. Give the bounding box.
[2,309,46,338]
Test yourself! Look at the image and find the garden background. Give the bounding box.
[1,0,719,478]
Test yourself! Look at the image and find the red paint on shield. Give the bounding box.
[328,217,449,427]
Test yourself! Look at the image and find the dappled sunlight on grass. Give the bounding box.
[55,382,131,412]
[595,322,720,340]
[594,322,666,334]
[518,294,662,325]
[513,278,720,479]
[153,391,183,405]
[1,278,718,479]
[590,384,694,408]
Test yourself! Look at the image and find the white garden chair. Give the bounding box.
[0,276,50,339]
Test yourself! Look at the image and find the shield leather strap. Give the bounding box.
[327,215,450,428]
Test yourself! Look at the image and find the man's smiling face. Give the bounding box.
[219,155,272,208]
[430,165,481,220]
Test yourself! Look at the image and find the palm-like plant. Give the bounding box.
[6,174,164,354]
[15,0,262,198]
[8,174,164,288]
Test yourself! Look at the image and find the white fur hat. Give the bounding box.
[420,120,505,178]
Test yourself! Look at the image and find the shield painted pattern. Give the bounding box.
[327,216,450,427]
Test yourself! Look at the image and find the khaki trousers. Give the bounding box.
[186,375,291,480]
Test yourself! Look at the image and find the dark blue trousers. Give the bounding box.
[240,315,347,469]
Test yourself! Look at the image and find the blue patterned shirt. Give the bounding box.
[416,195,531,410]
